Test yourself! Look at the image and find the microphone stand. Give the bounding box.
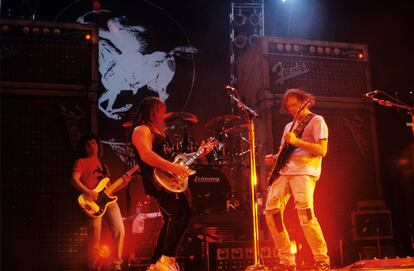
[366,90,414,137]
[226,88,269,271]
[366,91,414,173]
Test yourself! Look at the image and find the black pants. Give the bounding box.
[150,191,191,263]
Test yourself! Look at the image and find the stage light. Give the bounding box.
[85,33,92,41]
[358,53,364,59]
[249,10,261,26]
[234,9,247,26]
[334,48,341,55]
[290,240,297,254]
[325,47,332,54]
[234,35,247,48]
[99,244,111,258]
[285,44,292,52]
[249,34,259,45]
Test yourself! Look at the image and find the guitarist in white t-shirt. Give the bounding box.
[264,89,330,271]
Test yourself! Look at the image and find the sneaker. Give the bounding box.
[272,263,296,271]
[155,255,180,271]
[314,261,330,271]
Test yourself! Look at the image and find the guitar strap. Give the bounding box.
[292,113,315,139]
[267,113,316,187]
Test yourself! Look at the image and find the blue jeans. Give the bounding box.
[88,202,125,270]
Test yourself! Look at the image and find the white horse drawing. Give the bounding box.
[77,13,197,119]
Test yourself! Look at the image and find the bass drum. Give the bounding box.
[188,166,230,214]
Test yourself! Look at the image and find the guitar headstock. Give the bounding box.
[198,137,220,155]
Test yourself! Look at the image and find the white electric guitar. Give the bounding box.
[78,165,140,218]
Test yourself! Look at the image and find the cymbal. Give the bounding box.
[205,114,243,131]
[165,111,198,125]
[222,123,249,134]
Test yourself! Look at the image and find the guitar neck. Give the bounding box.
[105,165,139,195]
[182,149,203,167]
[105,177,125,195]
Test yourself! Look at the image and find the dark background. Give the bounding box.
[1,0,413,269]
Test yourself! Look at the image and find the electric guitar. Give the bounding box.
[153,138,219,193]
[267,100,311,186]
[78,165,140,218]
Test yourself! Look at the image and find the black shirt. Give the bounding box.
[134,130,174,197]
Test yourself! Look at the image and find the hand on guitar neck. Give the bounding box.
[284,131,299,146]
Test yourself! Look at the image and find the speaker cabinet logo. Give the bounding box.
[271,61,310,86]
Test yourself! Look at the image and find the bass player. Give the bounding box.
[264,89,330,271]
[71,133,132,271]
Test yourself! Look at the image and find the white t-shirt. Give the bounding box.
[279,114,328,178]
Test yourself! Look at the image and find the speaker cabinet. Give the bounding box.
[236,36,371,104]
[351,210,393,241]
[1,92,96,270]
[0,19,98,89]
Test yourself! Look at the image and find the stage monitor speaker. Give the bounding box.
[208,241,277,271]
[339,257,414,270]
[351,210,393,241]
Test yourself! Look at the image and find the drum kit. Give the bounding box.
[119,110,251,214]
[164,111,250,166]
[163,111,252,214]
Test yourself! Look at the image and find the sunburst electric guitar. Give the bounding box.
[153,138,219,193]
[78,165,140,218]
[267,100,311,186]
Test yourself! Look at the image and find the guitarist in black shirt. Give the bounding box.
[131,97,191,271]
[264,89,330,271]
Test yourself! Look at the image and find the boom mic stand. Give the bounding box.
[225,86,269,271]
[365,89,414,161]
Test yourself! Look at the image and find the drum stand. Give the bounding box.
[227,87,269,271]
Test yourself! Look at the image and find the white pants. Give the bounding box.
[264,175,329,266]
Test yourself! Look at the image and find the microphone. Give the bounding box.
[225,85,236,92]
[364,90,378,98]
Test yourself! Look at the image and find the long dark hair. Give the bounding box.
[280,88,315,114]
[132,96,165,127]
